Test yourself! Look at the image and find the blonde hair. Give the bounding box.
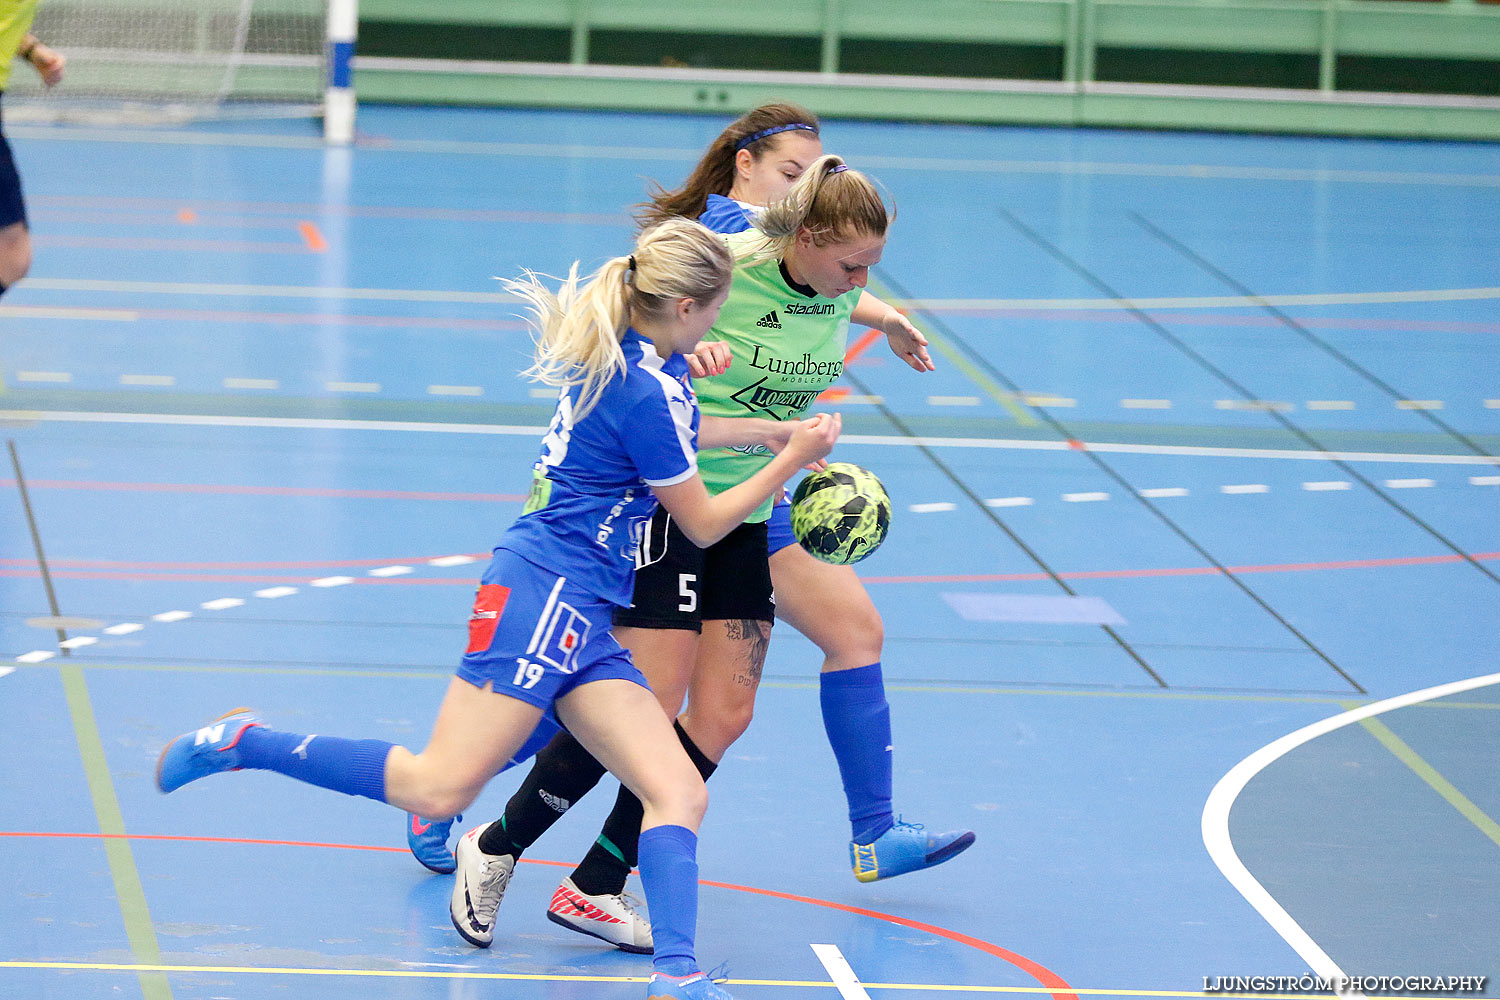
[750,154,891,263]
[635,102,821,229]
[506,218,733,418]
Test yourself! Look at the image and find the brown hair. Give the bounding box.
[635,102,821,229]
[750,154,890,261]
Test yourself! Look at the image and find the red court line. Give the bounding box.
[297,221,328,252]
[923,307,1500,336]
[0,554,487,571]
[845,327,883,362]
[0,569,468,584]
[4,551,1497,586]
[31,235,314,254]
[30,194,630,226]
[0,830,1076,998]
[0,479,525,502]
[860,550,1500,585]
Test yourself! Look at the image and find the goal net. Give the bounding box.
[3,0,349,137]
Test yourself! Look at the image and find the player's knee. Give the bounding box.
[822,604,884,668]
[641,772,708,828]
[0,237,31,289]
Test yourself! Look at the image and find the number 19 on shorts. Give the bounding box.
[511,659,546,690]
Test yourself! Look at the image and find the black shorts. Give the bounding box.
[613,506,774,632]
[0,101,26,229]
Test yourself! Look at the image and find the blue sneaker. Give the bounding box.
[850,817,975,883]
[155,708,263,793]
[408,812,460,874]
[647,969,734,999]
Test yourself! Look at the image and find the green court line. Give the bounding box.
[58,664,173,1000]
[1344,702,1500,850]
[868,276,1039,427]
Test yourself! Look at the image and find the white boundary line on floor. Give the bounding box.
[3,409,1496,465]
[1202,671,1500,988]
[811,944,874,1000]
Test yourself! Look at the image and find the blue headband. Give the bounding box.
[734,122,817,151]
[828,164,849,174]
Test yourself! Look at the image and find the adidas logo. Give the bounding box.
[755,310,781,329]
[540,789,571,813]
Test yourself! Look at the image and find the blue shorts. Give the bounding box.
[456,548,649,711]
[766,490,798,557]
[0,101,27,229]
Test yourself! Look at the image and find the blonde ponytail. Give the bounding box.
[749,154,891,263]
[507,218,733,418]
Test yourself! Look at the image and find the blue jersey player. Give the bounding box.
[154,217,841,1000]
[427,108,970,959]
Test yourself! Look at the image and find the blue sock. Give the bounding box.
[637,824,699,976]
[820,662,895,844]
[235,727,392,803]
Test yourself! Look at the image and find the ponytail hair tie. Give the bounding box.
[624,255,636,285]
[828,163,849,174]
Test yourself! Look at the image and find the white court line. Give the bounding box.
[120,374,176,387]
[810,944,873,1000]
[223,377,279,390]
[16,275,1500,311]
[0,304,138,321]
[0,666,13,678]
[58,636,98,649]
[152,610,192,623]
[15,651,53,664]
[1221,484,1269,494]
[1203,672,1500,989]
[200,598,245,610]
[1473,476,1500,486]
[1063,491,1110,502]
[986,496,1034,507]
[103,623,143,635]
[4,409,1498,466]
[368,565,413,577]
[909,502,956,513]
[1304,481,1352,491]
[16,120,1500,190]
[16,371,72,383]
[254,586,298,599]
[1139,487,1189,498]
[1306,400,1356,411]
[429,555,477,567]
[1385,478,1435,489]
[310,576,354,588]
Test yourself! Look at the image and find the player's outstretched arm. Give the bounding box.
[654,413,840,547]
[852,290,934,372]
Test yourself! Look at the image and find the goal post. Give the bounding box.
[6,0,357,143]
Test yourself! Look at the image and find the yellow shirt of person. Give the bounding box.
[0,0,40,91]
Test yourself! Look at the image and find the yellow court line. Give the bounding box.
[1346,706,1500,849]
[868,276,1037,427]
[8,961,1476,998]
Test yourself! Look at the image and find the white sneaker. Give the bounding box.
[546,876,654,954]
[449,822,515,948]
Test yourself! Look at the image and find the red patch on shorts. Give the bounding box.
[465,584,511,654]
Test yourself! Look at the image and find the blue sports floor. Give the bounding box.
[2,105,1499,1000]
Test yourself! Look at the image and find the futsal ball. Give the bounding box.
[790,463,892,565]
